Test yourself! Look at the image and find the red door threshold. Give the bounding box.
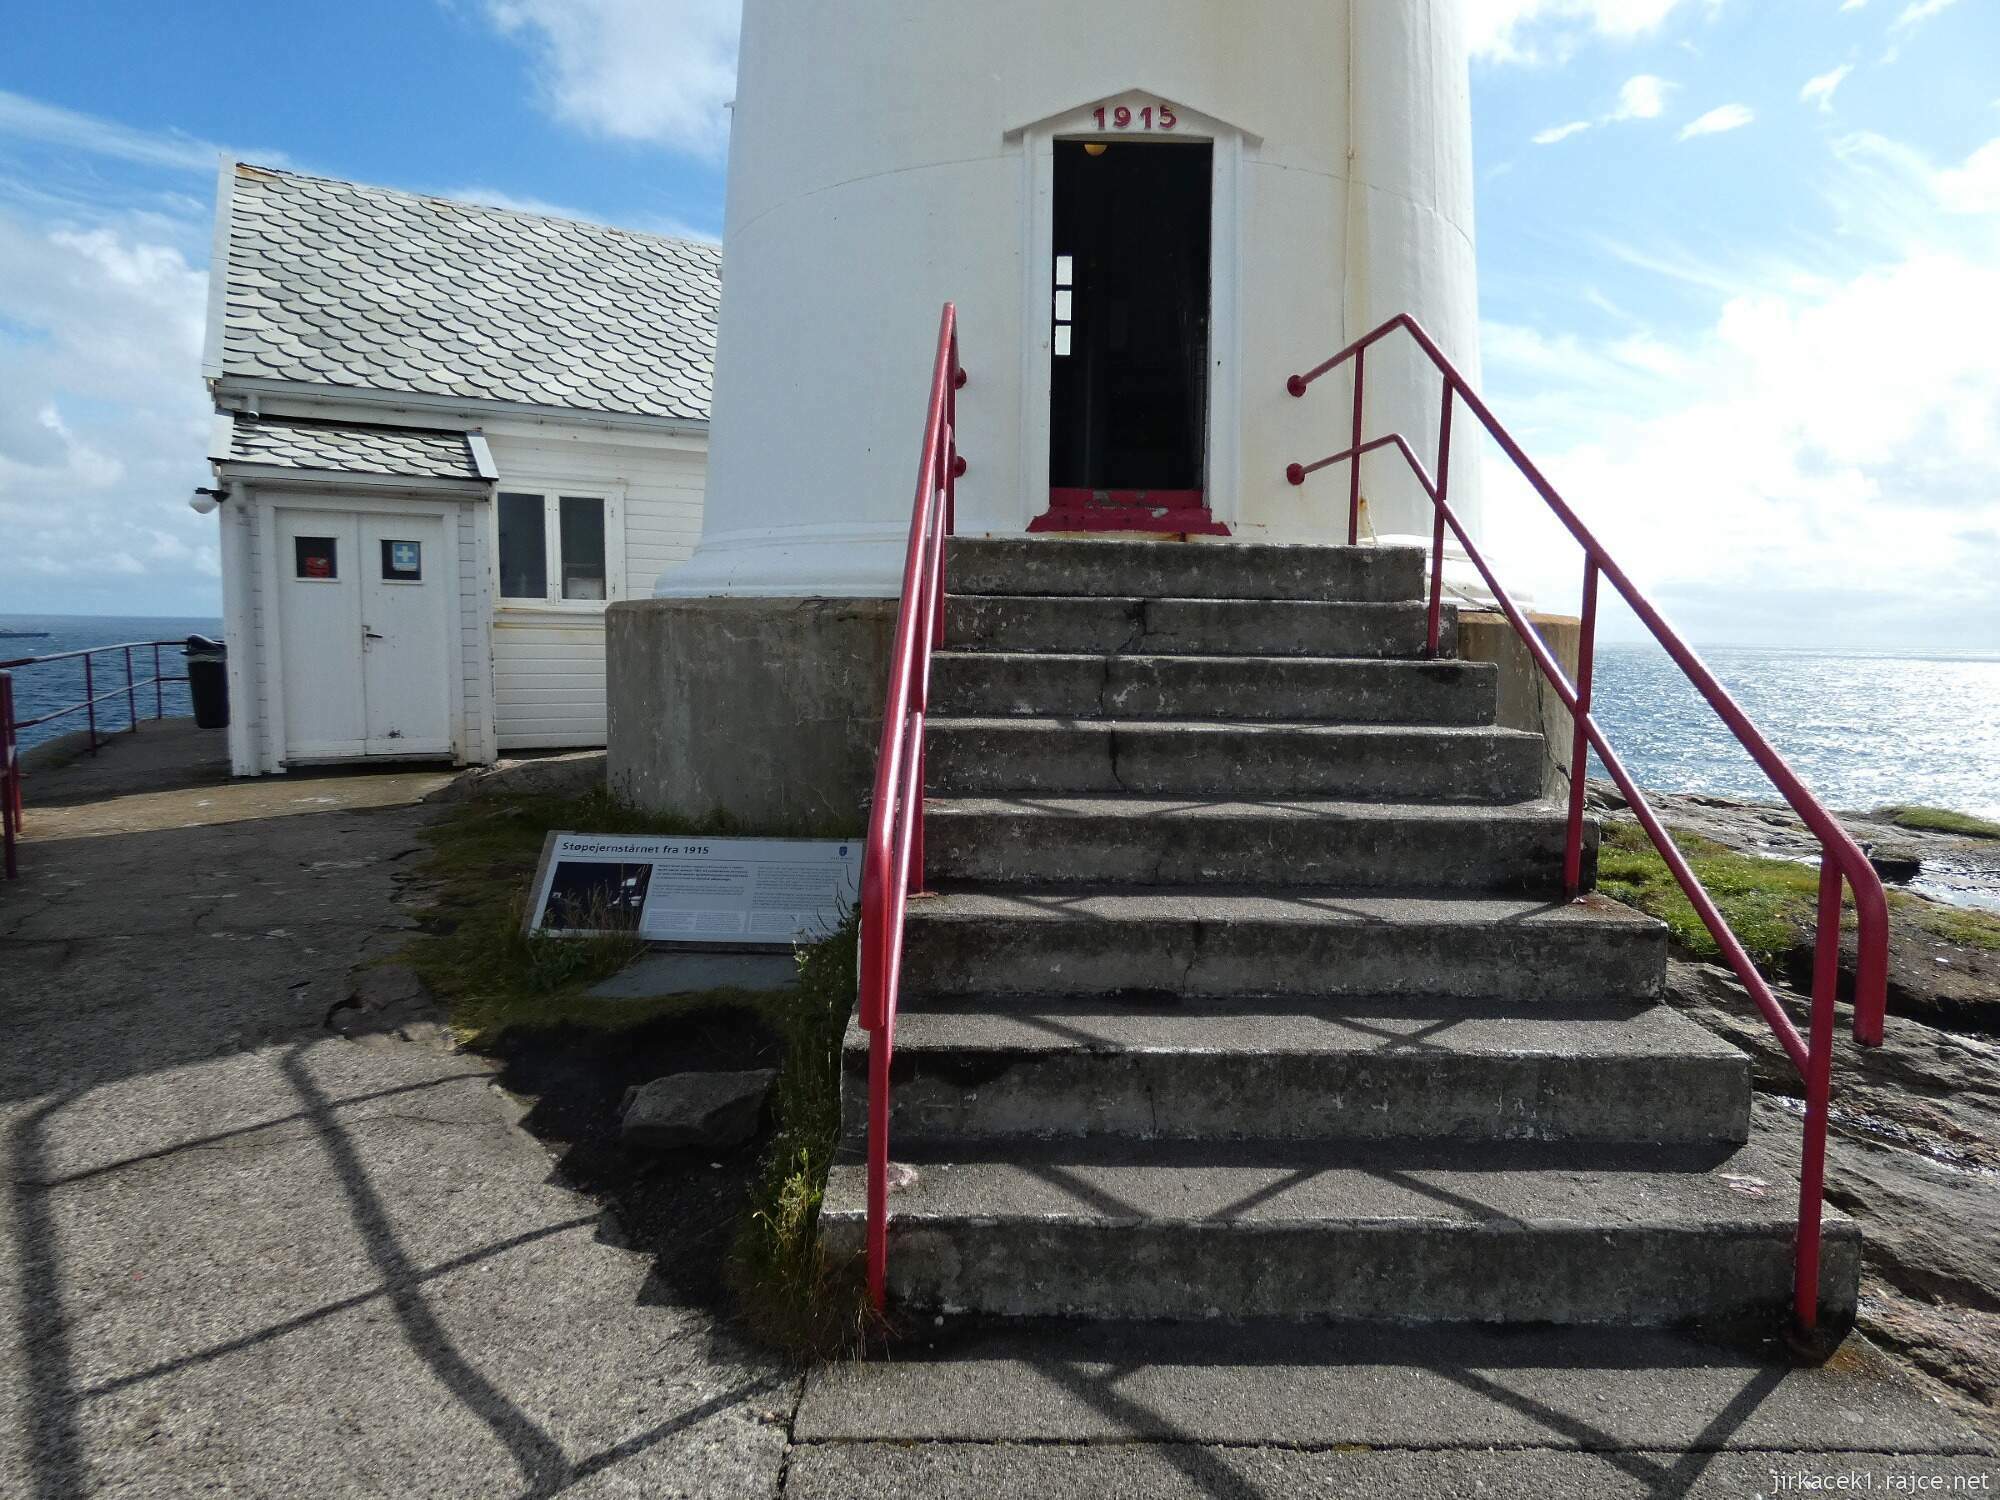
[1030,488,1231,537]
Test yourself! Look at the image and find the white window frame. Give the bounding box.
[492,485,625,614]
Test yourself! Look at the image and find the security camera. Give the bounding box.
[189,486,228,515]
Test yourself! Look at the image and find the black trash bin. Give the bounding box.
[186,635,229,729]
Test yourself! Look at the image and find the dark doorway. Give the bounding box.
[1042,139,1222,535]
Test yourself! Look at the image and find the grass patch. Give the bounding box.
[727,909,882,1359]
[1874,805,2000,840]
[1903,898,2000,953]
[1596,821,1824,966]
[405,788,773,1044]
[403,786,872,1360]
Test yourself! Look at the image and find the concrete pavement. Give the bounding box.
[2,730,792,1498]
[794,1320,1997,1497]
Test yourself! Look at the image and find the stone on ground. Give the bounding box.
[622,1069,777,1150]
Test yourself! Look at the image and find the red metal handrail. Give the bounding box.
[859,304,965,1310]
[0,639,193,880]
[2,673,19,880]
[1286,312,1890,1335]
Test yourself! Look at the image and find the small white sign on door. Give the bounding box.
[527,833,860,948]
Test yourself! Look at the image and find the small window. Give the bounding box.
[295,536,337,580]
[381,539,423,582]
[559,496,607,601]
[497,492,547,599]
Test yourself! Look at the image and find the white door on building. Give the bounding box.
[276,508,452,762]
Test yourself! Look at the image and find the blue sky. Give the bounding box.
[1,0,1995,648]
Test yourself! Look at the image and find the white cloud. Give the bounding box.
[1534,121,1595,145]
[0,211,218,611]
[1533,74,1675,144]
[1610,74,1674,121]
[1891,0,1959,30]
[1479,134,2000,648]
[1935,140,2000,213]
[1470,0,1710,65]
[1800,65,1855,112]
[1679,104,1757,140]
[0,89,286,174]
[484,0,740,159]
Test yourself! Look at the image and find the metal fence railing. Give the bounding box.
[1,639,193,879]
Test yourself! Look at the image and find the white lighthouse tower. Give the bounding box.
[610,0,1488,823]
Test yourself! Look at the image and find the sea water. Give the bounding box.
[4,615,1996,823]
[1591,643,2000,824]
[0,614,223,749]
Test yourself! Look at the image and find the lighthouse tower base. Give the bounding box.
[604,568,1584,835]
[606,597,895,832]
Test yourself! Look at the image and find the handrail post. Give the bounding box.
[867,1028,890,1308]
[2,673,17,880]
[1564,559,1600,897]
[1426,383,1453,658]
[153,642,164,720]
[1347,348,1366,546]
[84,653,97,753]
[1794,861,1843,1333]
[124,645,137,734]
[909,501,934,902]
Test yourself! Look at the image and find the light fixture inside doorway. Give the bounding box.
[1084,142,1109,156]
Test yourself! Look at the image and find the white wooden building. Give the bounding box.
[199,162,718,776]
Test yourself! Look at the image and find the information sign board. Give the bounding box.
[526,833,860,948]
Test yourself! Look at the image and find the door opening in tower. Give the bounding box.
[1041,138,1219,535]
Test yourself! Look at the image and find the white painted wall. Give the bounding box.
[213,403,708,771]
[662,0,1483,600]
[483,424,706,751]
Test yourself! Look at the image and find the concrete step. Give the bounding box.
[841,997,1749,1147]
[926,719,1544,801]
[789,1444,1991,1500]
[931,651,1498,725]
[924,796,1593,892]
[899,888,1666,1002]
[946,595,1454,659]
[946,537,1427,603]
[793,1320,1983,1465]
[818,1137,1861,1327]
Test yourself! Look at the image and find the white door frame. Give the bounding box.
[258,491,467,769]
[1012,93,1247,535]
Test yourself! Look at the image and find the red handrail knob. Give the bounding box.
[954,367,968,390]
[1287,374,1309,398]
[1286,463,1307,487]
[951,455,968,478]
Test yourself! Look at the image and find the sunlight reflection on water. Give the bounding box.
[1590,644,2000,823]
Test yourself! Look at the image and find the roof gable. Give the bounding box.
[215,164,719,424]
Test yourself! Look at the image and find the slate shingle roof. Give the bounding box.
[225,416,485,481]
[219,164,719,423]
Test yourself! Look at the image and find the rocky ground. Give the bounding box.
[1593,782,2000,1425]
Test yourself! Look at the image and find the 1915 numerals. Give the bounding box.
[1093,103,1178,132]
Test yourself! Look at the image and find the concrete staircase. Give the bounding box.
[822,538,1860,1330]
